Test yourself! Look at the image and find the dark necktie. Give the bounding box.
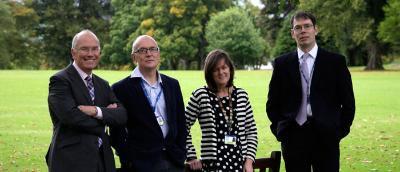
[85,76,102,147]
[85,76,95,102]
[296,53,310,125]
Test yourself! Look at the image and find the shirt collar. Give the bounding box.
[130,67,163,85]
[72,61,92,81]
[297,43,318,60]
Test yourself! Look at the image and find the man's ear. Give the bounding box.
[291,29,296,39]
[71,48,77,61]
[315,25,319,36]
[131,54,136,64]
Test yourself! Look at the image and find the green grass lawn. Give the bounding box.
[0,69,399,171]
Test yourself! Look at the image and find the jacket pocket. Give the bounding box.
[57,136,81,149]
[276,119,292,142]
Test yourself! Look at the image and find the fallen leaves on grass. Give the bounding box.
[361,160,372,163]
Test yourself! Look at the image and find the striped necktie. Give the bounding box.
[85,76,95,102]
[296,53,310,125]
[85,75,102,147]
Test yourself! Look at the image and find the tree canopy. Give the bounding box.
[102,0,232,70]
[206,7,265,69]
[0,1,14,69]
[299,0,387,70]
[0,0,398,70]
[0,1,40,69]
[32,0,112,69]
[378,0,400,50]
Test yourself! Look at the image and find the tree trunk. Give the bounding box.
[196,40,206,70]
[184,59,192,70]
[169,59,179,70]
[196,17,209,70]
[365,40,384,70]
[347,47,357,66]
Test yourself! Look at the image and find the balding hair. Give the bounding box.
[71,29,100,49]
[131,35,159,54]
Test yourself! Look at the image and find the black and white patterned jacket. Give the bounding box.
[185,86,258,161]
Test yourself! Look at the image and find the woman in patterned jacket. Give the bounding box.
[185,49,258,172]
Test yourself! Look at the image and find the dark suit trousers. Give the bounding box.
[281,119,340,172]
[97,146,105,172]
[119,153,183,172]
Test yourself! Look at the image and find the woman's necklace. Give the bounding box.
[217,87,233,132]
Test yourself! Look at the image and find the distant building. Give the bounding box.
[259,61,273,70]
[245,61,273,70]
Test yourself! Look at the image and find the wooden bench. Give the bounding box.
[184,151,281,172]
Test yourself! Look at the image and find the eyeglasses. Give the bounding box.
[292,24,314,32]
[77,47,100,54]
[134,47,160,54]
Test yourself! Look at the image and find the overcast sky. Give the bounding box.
[250,0,265,9]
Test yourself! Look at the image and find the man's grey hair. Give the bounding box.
[71,29,100,49]
[131,35,159,54]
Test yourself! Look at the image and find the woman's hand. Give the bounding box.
[243,158,253,172]
[187,159,203,170]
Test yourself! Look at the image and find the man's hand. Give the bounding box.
[107,103,117,109]
[187,159,202,170]
[78,105,97,117]
[243,158,253,172]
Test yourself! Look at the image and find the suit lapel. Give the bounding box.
[128,77,151,109]
[92,74,103,106]
[288,51,302,91]
[311,48,323,90]
[66,65,92,104]
[160,75,172,127]
[128,77,162,127]
[129,76,168,138]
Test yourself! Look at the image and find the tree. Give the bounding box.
[193,1,233,69]
[241,1,270,65]
[103,0,232,69]
[299,0,387,70]
[0,1,14,69]
[8,0,41,69]
[206,7,265,69]
[0,0,41,69]
[32,0,112,69]
[122,0,232,70]
[146,0,204,69]
[257,0,298,59]
[378,0,400,51]
[270,14,296,58]
[102,0,146,69]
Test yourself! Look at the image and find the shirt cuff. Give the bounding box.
[95,107,103,119]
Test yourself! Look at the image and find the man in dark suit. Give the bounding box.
[266,11,355,172]
[46,30,127,172]
[110,35,186,172]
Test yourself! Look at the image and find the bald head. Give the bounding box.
[71,30,100,49]
[131,35,159,54]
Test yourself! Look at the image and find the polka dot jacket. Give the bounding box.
[185,86,258,163]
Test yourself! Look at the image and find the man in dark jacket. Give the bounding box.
[110,35,186,172]
[266,11,355,172]
[46,29,127,172]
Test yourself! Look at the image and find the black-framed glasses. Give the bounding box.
[134,47,159,54]
[292,24,314,32]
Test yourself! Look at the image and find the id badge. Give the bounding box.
[224,135,237,145]
[156,116,164,126]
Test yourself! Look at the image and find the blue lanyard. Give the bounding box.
[140,80,163,112]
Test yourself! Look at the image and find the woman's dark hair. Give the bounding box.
[204,49,235,92]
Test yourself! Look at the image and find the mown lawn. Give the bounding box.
[0,69,399,171]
